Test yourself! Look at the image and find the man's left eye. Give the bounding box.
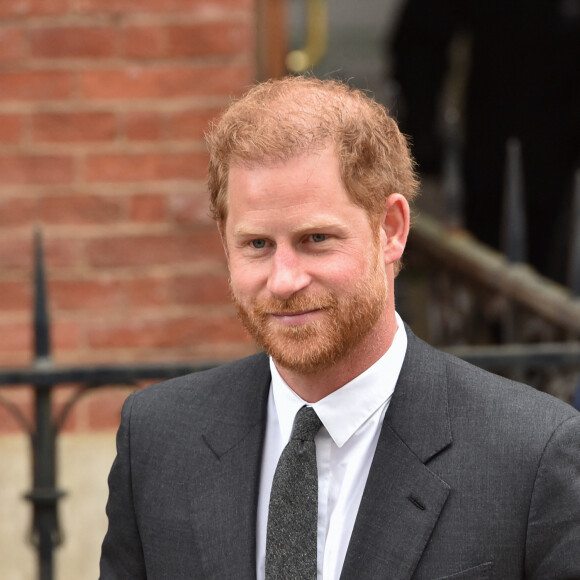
[311,234,327,242]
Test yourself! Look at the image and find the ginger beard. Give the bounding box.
[231,242,388,375]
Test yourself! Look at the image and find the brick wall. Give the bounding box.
[0,0,258,432]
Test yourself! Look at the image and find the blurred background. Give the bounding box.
[1,1,579,578]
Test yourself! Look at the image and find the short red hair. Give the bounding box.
[206,76,419,224]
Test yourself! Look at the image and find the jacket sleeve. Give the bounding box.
[525,414,580,578]
[99,393,147,579]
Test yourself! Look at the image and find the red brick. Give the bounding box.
[0,322,31,352]
[0,155,74,185]
[81,64,252,99]
[123,22,252,60]
[125,111,163,141]
[30,26,117,59]
[125,276,171,307]
[32,111,117,143]
[45,238,82,269]
[169,191,214,225]
[73,0,253,15]
[0,28,25,62]
[123,26,166,59]
[53,320,83,350]
[39,194,122,224]
[0,351,30,368]
[0,231,73,274]
[86,230,223,268]
[0,238,32,270]
[168,22,252,58]
[0,0,68,17]
[84,151,208,182]
[50,279,124,311]
[168,108,221,140]
[172,273,230,305]
[0,114,24,143]
[0,281,32,311]
[203,0,253,9]
[88,314,248,349]
[189,314,253,344]
[85,388,131,431]
[0,71,72,101]
[129,194,166,222]
[0,196,38,226]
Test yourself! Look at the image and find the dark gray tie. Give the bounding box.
[266,405,323,580]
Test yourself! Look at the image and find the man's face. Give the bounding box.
[222,147,389,375]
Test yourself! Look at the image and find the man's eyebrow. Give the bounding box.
[231,224,263,238]
[232,219,345,238]
[293,218,344,231]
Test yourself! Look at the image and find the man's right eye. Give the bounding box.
[251,239,266,249]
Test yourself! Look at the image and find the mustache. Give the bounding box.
[236,291,337,315]
[263,294,335,312]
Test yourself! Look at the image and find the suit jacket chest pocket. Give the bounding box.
[428,561,493,580]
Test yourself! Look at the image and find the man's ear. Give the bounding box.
[380,194,410,265]
[217,221,229,260]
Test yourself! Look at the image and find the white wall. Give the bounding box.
[0,433,117,580]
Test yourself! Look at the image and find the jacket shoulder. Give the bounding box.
[124,351,270,421]
[402,327,578,439]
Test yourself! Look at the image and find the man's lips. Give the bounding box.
[269,309,323,325]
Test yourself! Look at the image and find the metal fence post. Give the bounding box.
[0,232,226,577]
[24,230,65,580]
[500,138,528,345]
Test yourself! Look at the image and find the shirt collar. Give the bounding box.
[270,312,408,448]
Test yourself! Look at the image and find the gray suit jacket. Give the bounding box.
[100,327,580,579]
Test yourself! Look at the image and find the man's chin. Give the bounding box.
[270,353,337,376]
[260,336,345,376]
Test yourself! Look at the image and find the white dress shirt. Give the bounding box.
[256,313,407,580]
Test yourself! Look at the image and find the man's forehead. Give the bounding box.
[227,148,342,195]
[228,140,336,171]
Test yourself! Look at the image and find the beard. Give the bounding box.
[231,250,388,375]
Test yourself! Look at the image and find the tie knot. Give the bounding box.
[291,406,322,441]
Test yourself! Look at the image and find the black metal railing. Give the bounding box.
[405,214,580,397]
[0,232,224,580]
[404,128,580,401]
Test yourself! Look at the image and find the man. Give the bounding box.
[100,77,580,579]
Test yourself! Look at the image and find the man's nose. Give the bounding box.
[266,246,311,299]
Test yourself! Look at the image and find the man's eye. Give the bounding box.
[251,239,266,249]
[311,233,327,242]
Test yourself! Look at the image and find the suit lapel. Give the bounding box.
[341,329,453,580]
[187,353,270,579]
